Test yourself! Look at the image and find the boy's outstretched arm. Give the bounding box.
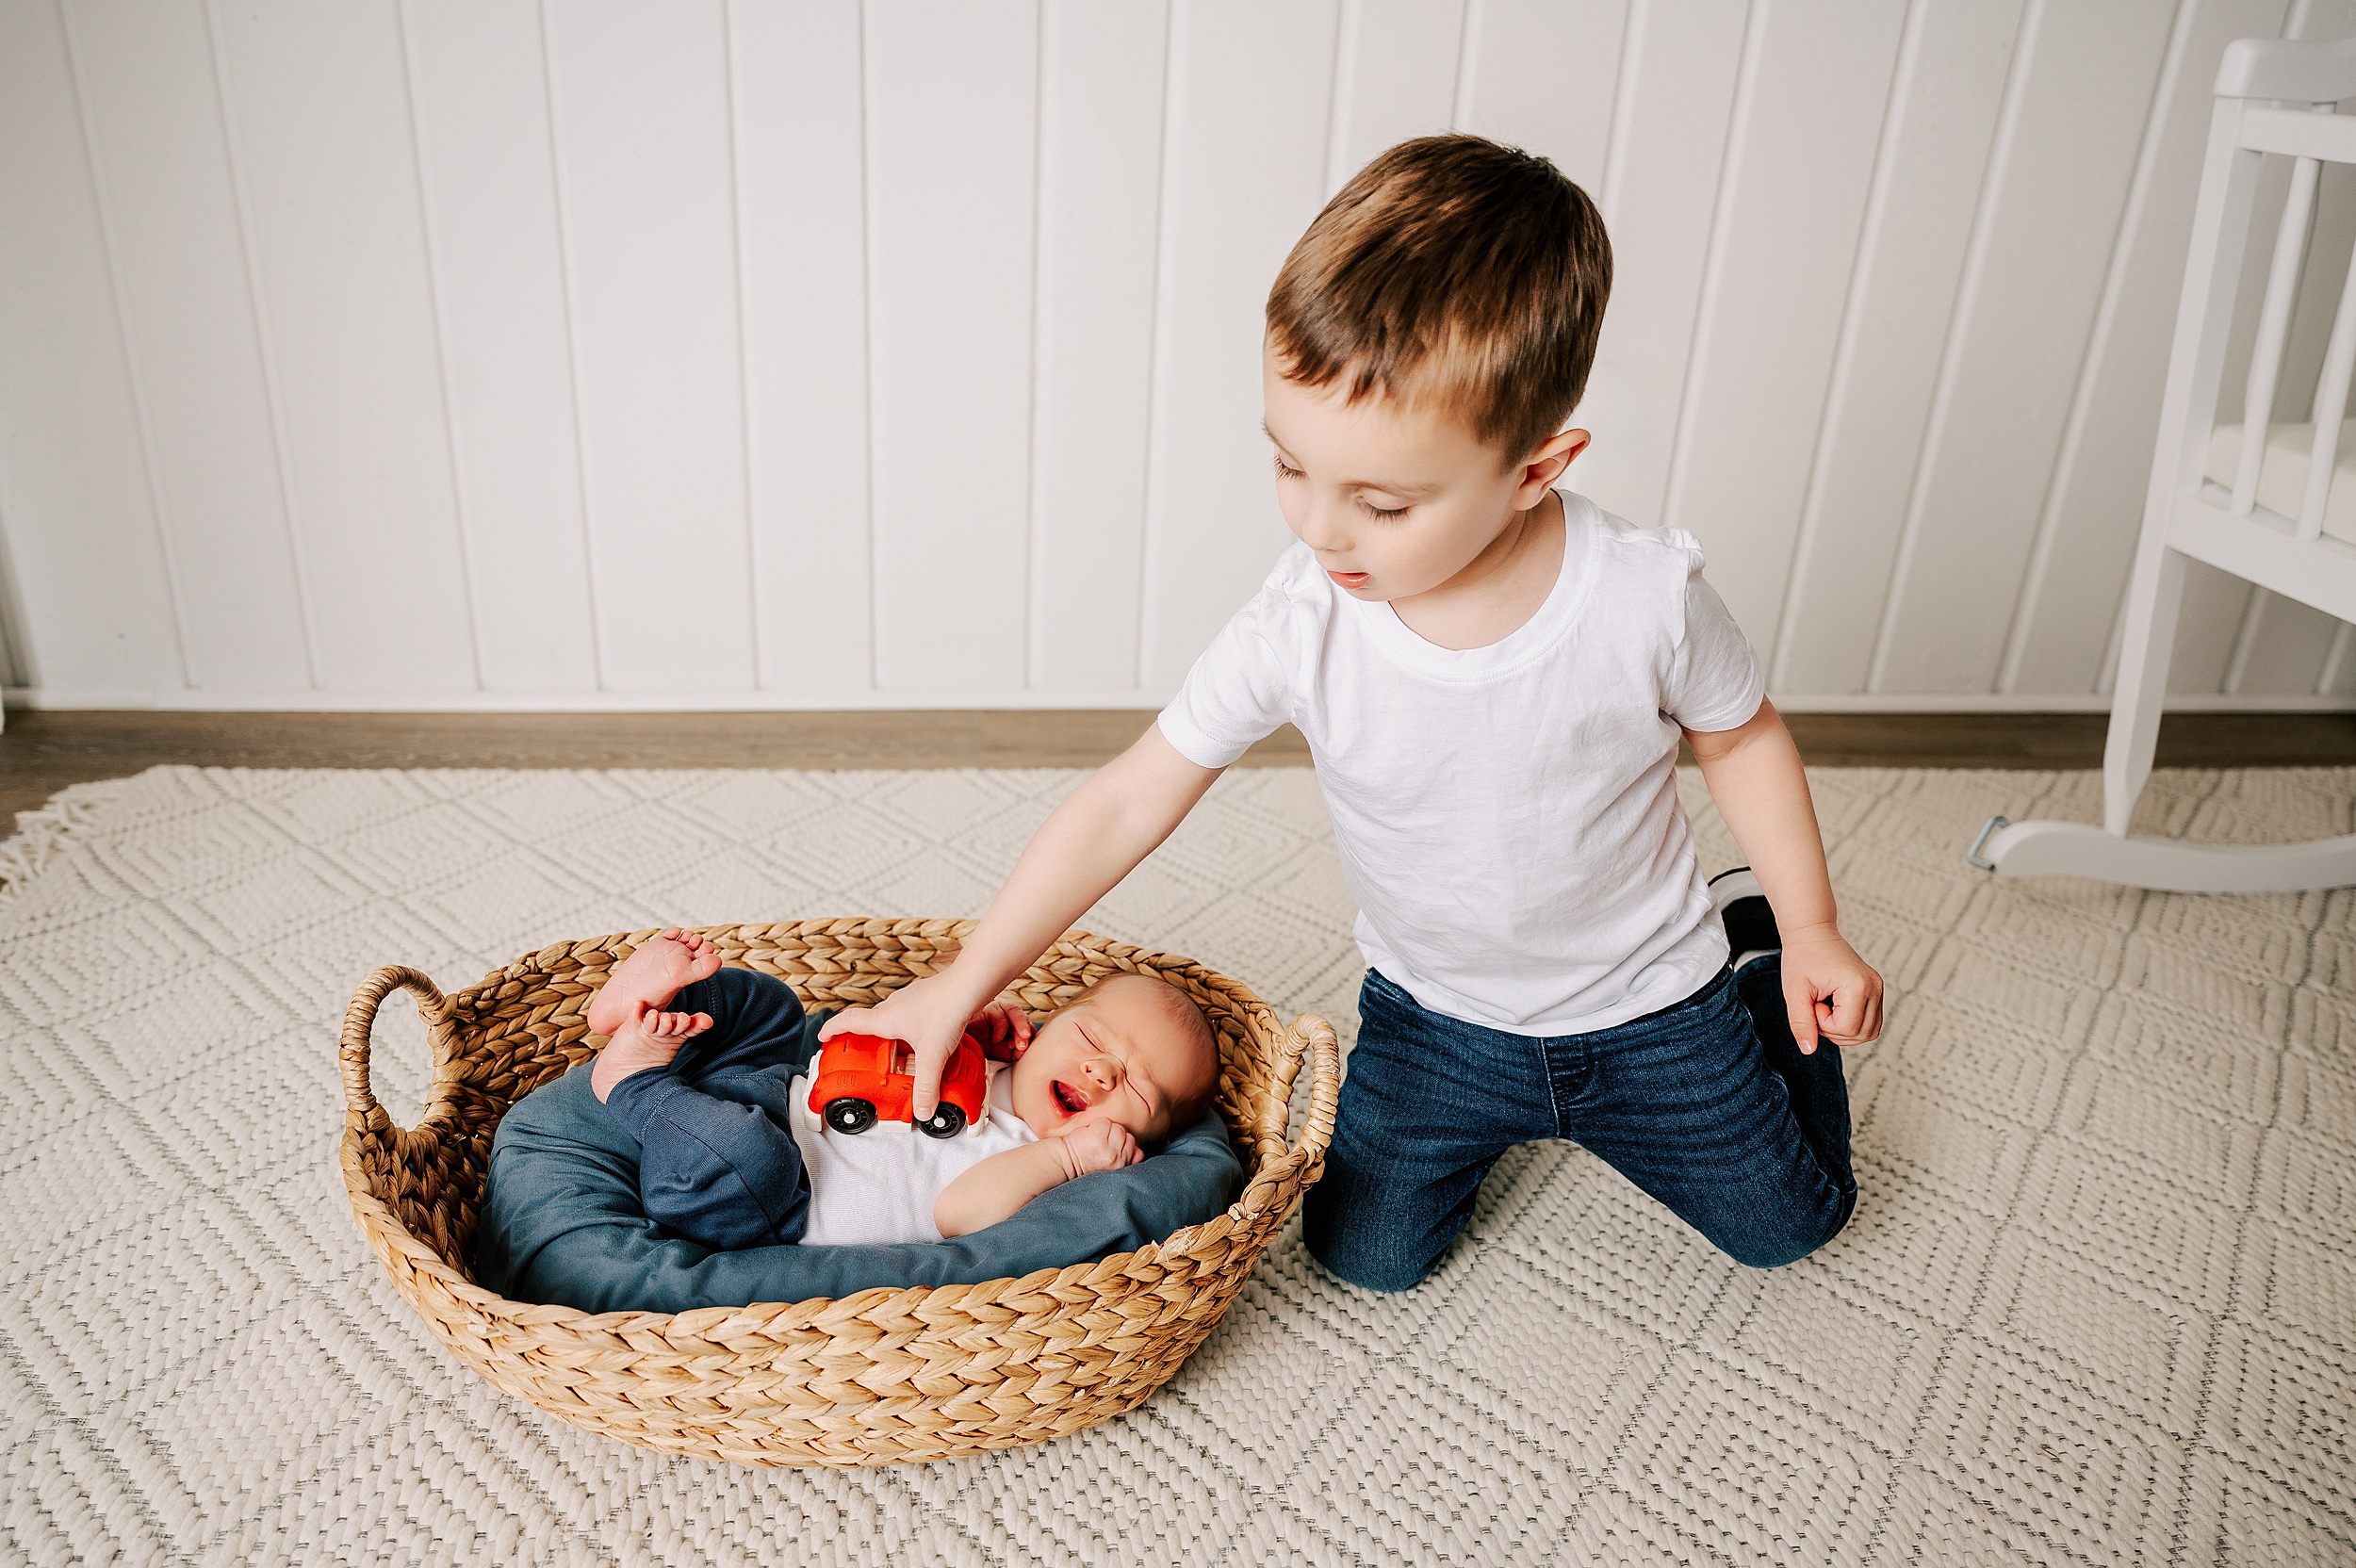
[1684,699,1885,1054]
[824,725,1224,1117]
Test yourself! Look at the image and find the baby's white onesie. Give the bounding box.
[1157,489,1764,1037]
[786,1061,1039,1245]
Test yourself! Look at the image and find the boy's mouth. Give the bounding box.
[1051,1080,1088,1117]
[1327,570,1370,588]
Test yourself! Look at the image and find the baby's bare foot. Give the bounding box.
[590,1002,713,1102]
[586,928,723,1036]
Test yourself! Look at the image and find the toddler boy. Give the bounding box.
[826,135,1883,1286]
[586,930,1220,1248]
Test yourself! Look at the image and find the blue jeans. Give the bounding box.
[1303,959,1855,1290]
[602,969,824,1250]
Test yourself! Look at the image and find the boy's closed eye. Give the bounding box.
[1270,452,1415,521]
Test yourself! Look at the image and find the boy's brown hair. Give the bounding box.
[1267,134,1612,464]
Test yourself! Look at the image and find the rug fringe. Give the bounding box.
[0,778,130,902]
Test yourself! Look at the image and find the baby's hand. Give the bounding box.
[964,999,1034,1063]
[1054,1119,1141,1179]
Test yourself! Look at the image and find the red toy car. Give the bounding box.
[808,1029,990,1138]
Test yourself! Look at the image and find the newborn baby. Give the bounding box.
[585,931,1221,1249]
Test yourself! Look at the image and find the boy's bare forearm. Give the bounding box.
[932,727,1222,1013]
[819,728,1221,1118]
[1684,700,1838,933]
[934,1139,1074,1237]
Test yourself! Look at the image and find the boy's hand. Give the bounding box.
[826,727,1222,1118]
[819,974,976,1119]
[964,999,1034,1063]
[1054,1118,1142,1179]
[1778,924,1884,1054]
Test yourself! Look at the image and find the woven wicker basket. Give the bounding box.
[338,918,1339,1467]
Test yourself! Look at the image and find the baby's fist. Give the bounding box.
[1056,1119,1141,1178]
[965,999,1034,1063]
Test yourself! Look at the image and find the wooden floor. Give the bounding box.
[2,709,2350,839]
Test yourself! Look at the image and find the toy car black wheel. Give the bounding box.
[915,1104,967,1139]
[825,1098,877,1135]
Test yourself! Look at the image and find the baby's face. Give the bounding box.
[1261,343,1583,605]
[1008,977,1212,1146]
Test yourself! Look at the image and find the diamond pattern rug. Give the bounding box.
[0,762,2349,1565]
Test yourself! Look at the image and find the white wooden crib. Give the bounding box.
[1973,35,2356,893]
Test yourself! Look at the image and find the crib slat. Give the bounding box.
[2303,234,2356,542]
[2234,155,2321,515]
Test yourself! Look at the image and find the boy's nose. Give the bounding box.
[1296,498,1350,554]
[1082,1056,1120,1092]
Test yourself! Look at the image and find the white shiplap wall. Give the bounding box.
[2,0,2351,710]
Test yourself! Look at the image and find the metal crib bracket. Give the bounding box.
[1965,816,2009,872]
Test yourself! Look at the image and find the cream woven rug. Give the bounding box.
[0,763,2349,1565]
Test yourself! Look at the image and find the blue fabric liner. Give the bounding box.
[471,994,1244,1315]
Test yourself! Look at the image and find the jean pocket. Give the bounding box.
[1361,967,1407,1004]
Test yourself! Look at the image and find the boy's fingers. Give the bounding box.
[1789,1011,1819,1054]
[817,1006,872,1041]
[1825,983,1881,1046]
[1783,973,1821,1055]
[909,1039,955,1119]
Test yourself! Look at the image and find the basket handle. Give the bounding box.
[340,964,450,1137]
[1266,1012,1341,1164]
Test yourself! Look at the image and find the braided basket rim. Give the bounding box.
[338,918,1340,1466]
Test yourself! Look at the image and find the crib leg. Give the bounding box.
[2102,540,2187,837]
[1972,533,2356,890]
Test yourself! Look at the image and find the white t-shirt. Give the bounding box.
[787,1060,1039,1245]
[1157,490,1764,1037]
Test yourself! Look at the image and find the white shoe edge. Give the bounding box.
[1706,866,1763,918]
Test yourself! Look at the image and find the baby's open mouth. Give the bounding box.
[1052,1080,1087,1116]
